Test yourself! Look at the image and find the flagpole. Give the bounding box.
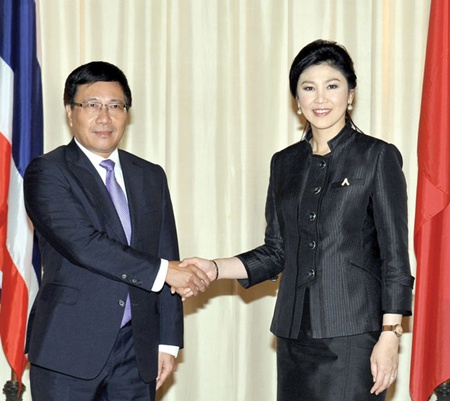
[435,380,450,401]
[2,371,24,401]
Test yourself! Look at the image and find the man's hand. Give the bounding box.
[166,261,210,299]
[156,352,176,390]
[175,257,217,300]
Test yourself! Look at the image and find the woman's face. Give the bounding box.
[296,63,354,137]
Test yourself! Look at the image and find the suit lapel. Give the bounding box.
[119,151,144,247]
[65,140,129,244]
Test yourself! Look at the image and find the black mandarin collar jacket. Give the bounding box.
[237,123,414,339]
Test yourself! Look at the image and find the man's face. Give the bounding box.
[66,81,128,157]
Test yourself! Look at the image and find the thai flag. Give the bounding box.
[0,0,43,383]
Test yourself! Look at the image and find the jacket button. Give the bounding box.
[318,160,327,169]
[308,269,315,278]
[118,299,125,307]
[309,212,316,221]
[313,186,321,194]
[309,240,316,249]
[122,274,127,279]
[132,278,138,284]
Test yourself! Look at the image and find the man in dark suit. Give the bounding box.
[24,61,209,401]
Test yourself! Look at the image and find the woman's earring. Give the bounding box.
[297,107,302,115]
[347,104,353,111]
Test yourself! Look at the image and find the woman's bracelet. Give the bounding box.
[212,260,219,281]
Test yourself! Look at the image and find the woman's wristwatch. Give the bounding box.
[381,324,403,337]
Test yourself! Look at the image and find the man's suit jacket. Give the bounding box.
[237,124,414,339]
[24,139,183,382]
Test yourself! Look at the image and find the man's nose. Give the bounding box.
[95,106,112,122]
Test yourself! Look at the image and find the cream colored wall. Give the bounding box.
[0,1,433,400]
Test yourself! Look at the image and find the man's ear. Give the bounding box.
[65,105,73,127]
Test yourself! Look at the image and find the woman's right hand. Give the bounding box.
[180,257,218,281]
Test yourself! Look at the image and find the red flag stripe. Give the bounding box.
[0,249,29,378]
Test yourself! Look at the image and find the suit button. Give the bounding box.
[308,269,315,278]
[118,299,125,307]
[122,274,127,279]
[309,212,316,221]
[309,240,316,249]
[131,278,138,284]
[313,187,321,194]
[318,160,327,169]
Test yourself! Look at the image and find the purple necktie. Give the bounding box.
[100,159,132,327]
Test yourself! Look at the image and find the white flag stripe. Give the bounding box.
[0,59,14,142]
[7,165,40,312]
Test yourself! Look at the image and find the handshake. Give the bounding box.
[166,258,218,301]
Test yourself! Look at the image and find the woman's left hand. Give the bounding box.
[370,332,400,395]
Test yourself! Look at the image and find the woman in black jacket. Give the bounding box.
[181,39,414,401]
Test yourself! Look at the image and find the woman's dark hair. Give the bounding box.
[63,61,132,108]
[289,39,357,98]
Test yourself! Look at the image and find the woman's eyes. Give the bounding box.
[301,84,339,91]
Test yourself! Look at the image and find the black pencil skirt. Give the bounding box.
[276,296,385,401]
